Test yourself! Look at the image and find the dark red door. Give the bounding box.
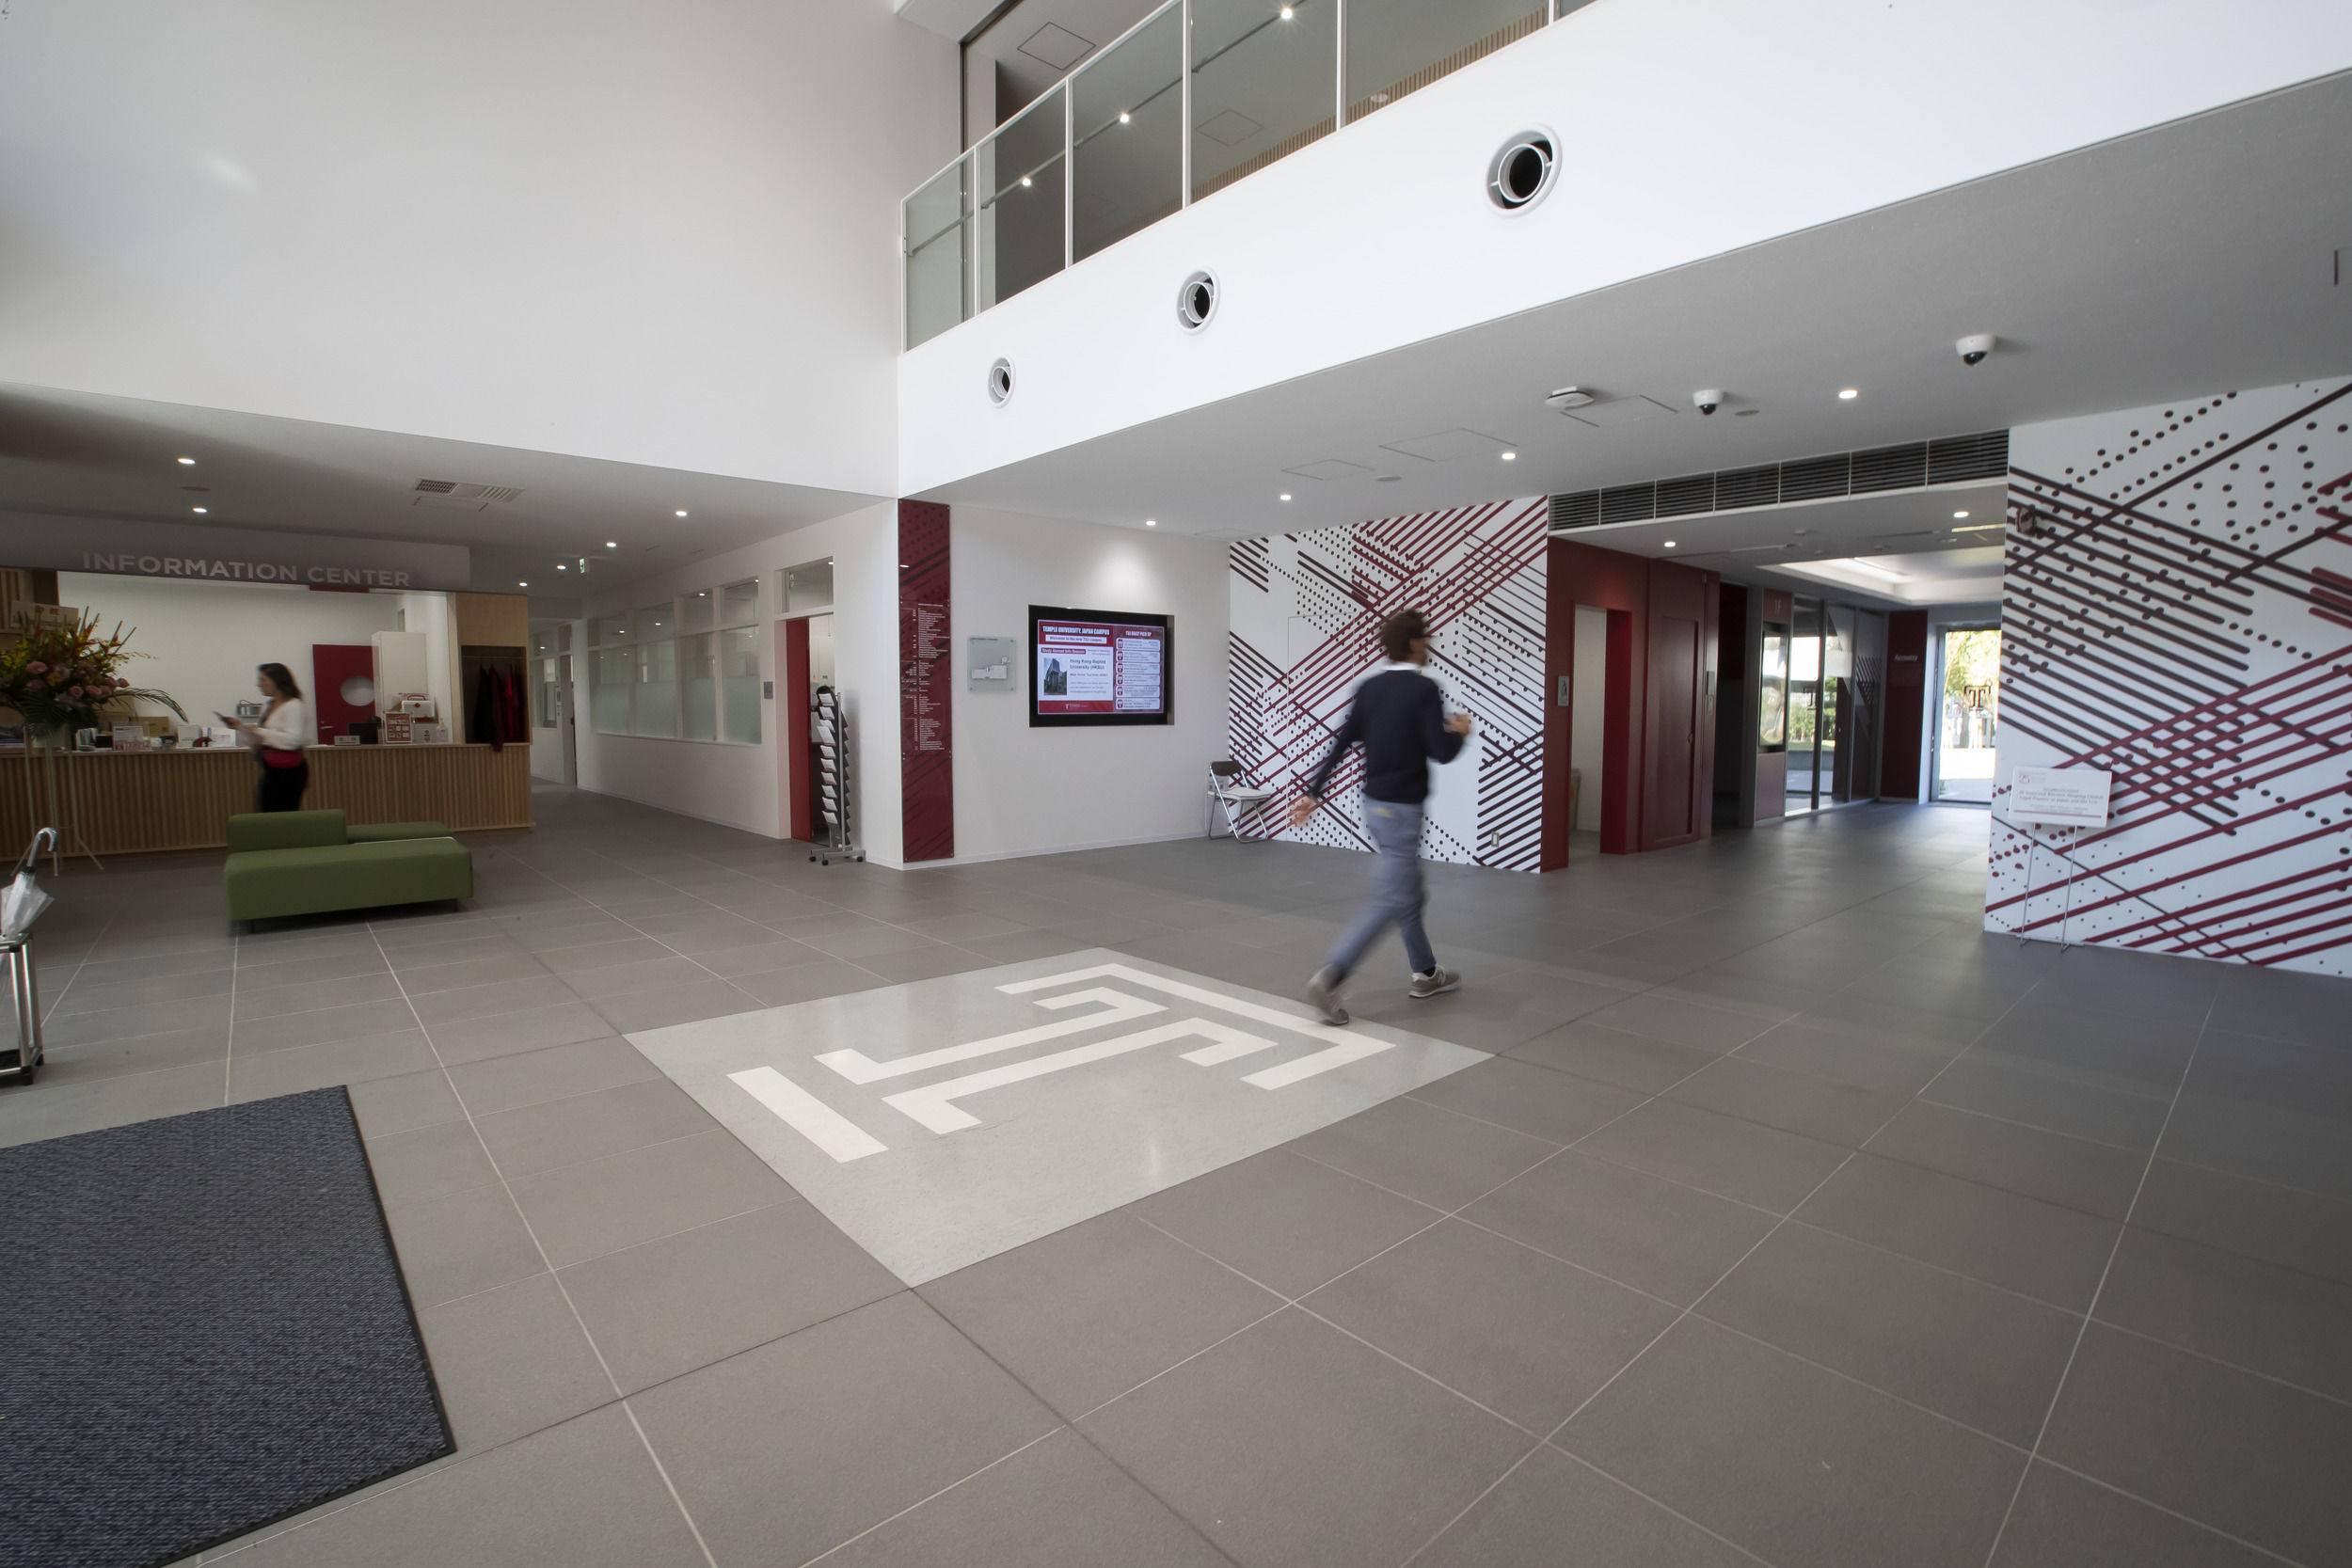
[1650,616,1698,841]
[310,644,376,743]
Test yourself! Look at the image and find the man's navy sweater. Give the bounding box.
[1306,665,1465,805]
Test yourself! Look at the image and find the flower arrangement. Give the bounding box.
[0,610,185,740]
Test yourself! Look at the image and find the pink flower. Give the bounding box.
[68,686,83,698]
[24,661,44,675]
[24,680,41,692]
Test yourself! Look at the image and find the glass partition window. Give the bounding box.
[1345,0,1548,120]
[585,584,763,745]
[720,626,761,744]
[1191,0,1339,202]
[1757,622,1788,752]
[537,657,560,729]
[977,83,1069,310]
[680,632,717,741]
[1073,3,1182,261]
[784,560,834,614]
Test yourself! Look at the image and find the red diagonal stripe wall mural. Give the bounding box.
[1228,499,1549,870]
[1990,378,2352,975]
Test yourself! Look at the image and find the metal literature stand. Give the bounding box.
[809,689,863,865]
[0,827,58,1085]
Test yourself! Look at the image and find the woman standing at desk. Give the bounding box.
[221,663,311,813]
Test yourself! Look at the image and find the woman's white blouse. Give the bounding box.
[246,698,311,751]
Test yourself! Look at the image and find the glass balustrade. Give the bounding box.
[904,0,1584,348]
[1073,3,1184,261]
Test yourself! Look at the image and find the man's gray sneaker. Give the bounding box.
[1306,967,1349,1025]
[1408,967,1461,999]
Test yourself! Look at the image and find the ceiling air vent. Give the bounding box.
[412,480,522,502]
[413,479,456,494]
[1547,427,2008,533]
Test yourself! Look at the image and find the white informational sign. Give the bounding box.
[2010,766,2112,829]
[967,637,1015,691]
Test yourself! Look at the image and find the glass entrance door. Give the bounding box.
[1786,596,1824,814]
[1932,626,2001,802]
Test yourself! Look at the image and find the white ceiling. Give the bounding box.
[915,70,2352,543]
[0,384,882,602]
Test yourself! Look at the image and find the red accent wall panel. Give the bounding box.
[310,643,374,743]
[898,499,954,862]
[1544,538,1650,858]
[1642,560,1717,851]
[1882,610,1929,800]
[782,617,812,841]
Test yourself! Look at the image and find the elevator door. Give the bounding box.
[1649,615,1698,841]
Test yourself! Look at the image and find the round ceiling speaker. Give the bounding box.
[986,356,1014,405]
[1487,129,1558,212]
[1176,270,1218,332]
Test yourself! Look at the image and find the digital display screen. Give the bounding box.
[1029,607,1172,727]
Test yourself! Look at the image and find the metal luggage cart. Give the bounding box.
[0,828,56,1086]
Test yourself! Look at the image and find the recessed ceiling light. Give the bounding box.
[605,541,617,548]
[1662,540,1677,548]
[1500,451,1517,461]
[1279,4,1294,16]
[1952,510,1969,519]
[1145,519,1156,527]
[1118,111,1131,124]
[1020,175,1033,187]
[557,563,567,571]
[191,506,207,514]
[1279,493,1292,501]
[675,509,689,517]
[177,456,196,466]
[1837,388,1859,400]
[518,579,529,587]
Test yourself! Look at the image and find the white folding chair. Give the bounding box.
[1206,760,1278,841]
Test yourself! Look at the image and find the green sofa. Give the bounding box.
[224,810,472,927]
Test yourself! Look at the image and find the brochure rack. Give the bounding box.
[810,689,862,865]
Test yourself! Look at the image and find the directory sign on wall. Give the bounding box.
[1029,606,1173,727]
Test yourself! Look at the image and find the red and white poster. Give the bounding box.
[1034,616,1167,719]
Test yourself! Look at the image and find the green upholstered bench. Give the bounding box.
[223,810,471,927]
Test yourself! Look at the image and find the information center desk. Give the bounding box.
[0,743,533,859]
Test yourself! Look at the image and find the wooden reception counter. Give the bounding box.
[0,742,533,859]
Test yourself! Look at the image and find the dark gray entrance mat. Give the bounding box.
[0,1088,453,1568]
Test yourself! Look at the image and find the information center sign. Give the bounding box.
[1029,606,1172,727]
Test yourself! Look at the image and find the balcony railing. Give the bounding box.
[904,0,1594,349]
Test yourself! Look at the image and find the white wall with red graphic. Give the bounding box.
[1228,499,1549,870]
[1990,377,2352,974]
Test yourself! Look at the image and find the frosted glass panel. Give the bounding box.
[721,626,761,743]
[681,633,716,741]
[680,590,716,631]
[721,578,758,626]
[634,640,677,737]
[592,647,631,735]
[633,602,674,642]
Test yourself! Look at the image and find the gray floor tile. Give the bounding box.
[2040,1324,2352,1566]
[630,1292,1058,1568]
[214,1403,704,1567]
[472,1077,717,1179]
[1866,1101,2147,1220]
[2161,1090,2352,1202]
[394,951,554,997]
[366,1117,502,1206]
[855,942,1007,983]
[1415,1443,1760,1568]
[2095,1226,2352,1402]
[535,935,675,974]
[1304,1218,1676,1433]
[786,919,946,961]
[728,957,895,1006]
[691,937,831,976]
[380,1183,547,1308]
[956,928,1098,965]
[1990,1462,2280,1568]
[0,1060,224,1148]
[232,944,391,991]
[921,1212,1283,1419]
[1078,1307,1528,1568]
[1507,1020,1724,1093]
[1974,998,2200,1093]
[232,996,417,1053]
[1580,1101,1851,1214]
[1665,1053,1910,1147]
[35,1025,228,1085]
[1922,1051,2173,1149]
[561,1200,900,1394]
[47,966,233,1014]
[2128,1158,2352,1286]
[560,954,718,999]
[1734,1018,1956,1095]
[505,1126,796,1266]
[410,973,580,1024]
[1560,1316,2024,1568]
[428,999,617,1065]
[443,1036,658,1116]
[1405,1054,1646,1145]
[346,1066,467,1138]
[1793,1152,2120,1310]
[231,971,404,1021]
[1461,1149,1777,1307]
[587,977,760,1034]
[225,1026,441,1102]
[415,1272,614,1450]
[1699,1222,2080,1446]
[1132,1149,1440,1298]
[1580,991,1789,1052]
[46,992,230,1048]
[1292,1094,1560,1211]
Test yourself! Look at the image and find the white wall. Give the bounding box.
[0,0,956,496]
[899,0,2352,493]
[58,574,403,737]
[950,510,1230,862]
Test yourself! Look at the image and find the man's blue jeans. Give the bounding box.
[1327,800,1436,981]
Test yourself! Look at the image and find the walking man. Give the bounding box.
[1289,608,1473,1024]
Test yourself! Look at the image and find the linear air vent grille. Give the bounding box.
[1547,429,2007,531]
[413,480,524,503]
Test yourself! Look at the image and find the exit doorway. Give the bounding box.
[1931,625,2001,803]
